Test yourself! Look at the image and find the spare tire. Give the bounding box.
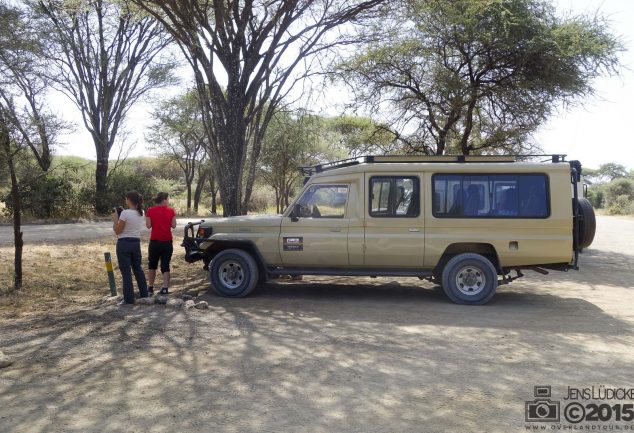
[577,198,596,249]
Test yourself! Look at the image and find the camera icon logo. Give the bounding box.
[525,386,560,423]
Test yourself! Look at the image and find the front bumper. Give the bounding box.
[182,220,209,263]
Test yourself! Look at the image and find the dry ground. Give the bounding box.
[1,216,633,433]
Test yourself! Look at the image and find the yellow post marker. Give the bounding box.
[104,252,117,296]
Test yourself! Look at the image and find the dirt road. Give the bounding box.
[1,216,633,432]
[0,219,196,245]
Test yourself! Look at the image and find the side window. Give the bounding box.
[296,184,349,218]
[433,174,549,218]
[369,176,420,218]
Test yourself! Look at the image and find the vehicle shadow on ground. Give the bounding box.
[0,244,632,432]
[208,277,631,337]
[1,286,633,433]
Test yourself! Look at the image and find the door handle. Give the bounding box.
[408,228,420,232]
[329,228,342,232]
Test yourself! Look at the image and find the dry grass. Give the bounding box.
[0,235,208,317]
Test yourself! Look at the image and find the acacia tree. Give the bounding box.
[132,0,385,216]
[148,91,207,212]
[260,112,363,213]
[0,2,65,289]
[34,0,176,212]
[338,0,622,155]
[324,115,397,157]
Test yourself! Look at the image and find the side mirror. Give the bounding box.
[290,203,301,222]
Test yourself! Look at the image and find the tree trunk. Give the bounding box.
[95,150,110,214]
[9,156,23,290]
[1,126,23,290]
[186,183,192,211]
[460,96,478,155]
[209,174,218,215]
[193,169,209,213]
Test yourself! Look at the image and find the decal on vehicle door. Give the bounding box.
[283,237,304,251]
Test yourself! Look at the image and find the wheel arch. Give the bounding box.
[435,242,502,275]
[205,240,268,278]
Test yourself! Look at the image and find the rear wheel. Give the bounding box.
[209,249,259,297]
[441,253,498,305]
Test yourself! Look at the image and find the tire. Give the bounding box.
[441,253,498,305]
[209,249,259,297]
[577,198,596,249]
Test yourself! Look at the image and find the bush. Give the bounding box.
[607,195,632,215]
[2,174,92,219]
[586,187,604,208]
[247,186,275,213]
[104,169,159,211]
[603,178,634,215]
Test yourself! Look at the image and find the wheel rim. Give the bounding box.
[455,265,486,296]
[218,259,244,289]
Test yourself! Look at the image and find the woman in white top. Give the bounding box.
[112,191,149,305]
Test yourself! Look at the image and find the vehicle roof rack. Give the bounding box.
[298,153,568,178]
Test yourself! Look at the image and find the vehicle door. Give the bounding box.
[364,174,425,267]
[280,183,350,267]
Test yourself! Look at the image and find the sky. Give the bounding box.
[54,0,634,170]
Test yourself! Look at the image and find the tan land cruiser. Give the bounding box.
[183,154,595,305]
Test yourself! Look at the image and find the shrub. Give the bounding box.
[247,186,275,213]
[2,174,88,219]
[104,169,159,212]
[586,187,604,208]
[603,178,634,215]
[607,195,632,215]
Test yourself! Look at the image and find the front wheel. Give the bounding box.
[441,253,498,305]
[209,249,259,297]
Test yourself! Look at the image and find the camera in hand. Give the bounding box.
[113,206,124,217]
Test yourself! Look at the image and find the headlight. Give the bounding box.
[197,226,212,238]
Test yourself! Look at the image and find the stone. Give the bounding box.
[137,297,154,306]
[194,301,209,310]
[184,290,199,298]
[166,298,184,308]
[184,300,196,309]
[0,351,13,369]
[154,295,168,305]
[102,295,122,304]
[181,294,193,301]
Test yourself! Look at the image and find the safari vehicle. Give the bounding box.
[183,154,595,305]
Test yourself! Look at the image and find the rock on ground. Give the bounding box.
[137,297,154,306]
[0,351,13,369]
[194,301,209,310]
[154,295,168,305]
[166,298,184,308]
[184,300,196,309]
[181,294,194,301]
[102,295,122,304]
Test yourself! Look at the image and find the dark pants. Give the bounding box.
[148,240,174,274]
[116,238,148,303]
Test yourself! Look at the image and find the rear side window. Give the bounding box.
[432,174,549,218]
[370,176,420,217]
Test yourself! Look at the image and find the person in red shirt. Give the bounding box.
[145,192,177,295]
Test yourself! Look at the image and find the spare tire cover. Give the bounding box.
[577,198,596,249]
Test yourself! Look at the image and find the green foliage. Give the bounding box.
[586,188,604,209]
[586,162,628,184]
[603,178,634,215]
[338,0,622,155]
[324,116,397,157]
[104,167,159,210]
[2,171,93,219]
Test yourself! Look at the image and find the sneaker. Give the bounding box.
[159,287,169,295]
[118,299,134,306]
[147,286,154,296]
